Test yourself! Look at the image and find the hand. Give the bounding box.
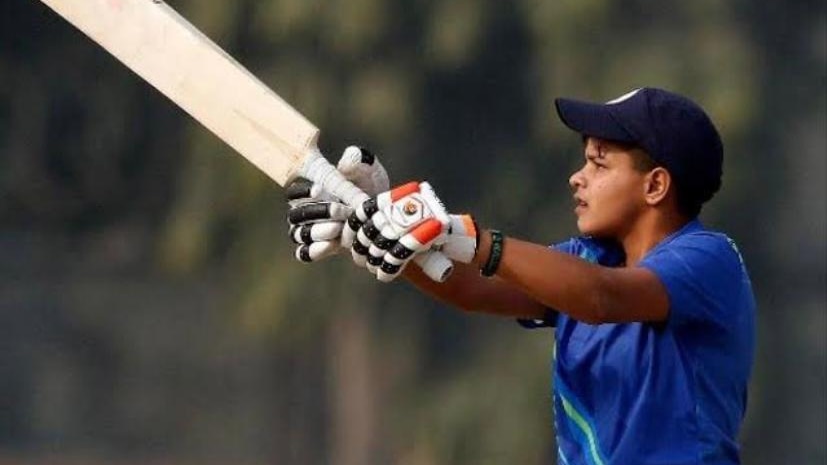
[286,146,388,262]
[350,181,454,282]
[439,214,479,264]
[286,178,352,262]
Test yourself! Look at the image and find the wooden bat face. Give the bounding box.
[38,0,320,186]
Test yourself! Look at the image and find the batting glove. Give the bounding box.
[439,214,479,264]
[351,181,452,282]
[286,146,389,263]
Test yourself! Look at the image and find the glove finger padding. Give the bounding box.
[290,222,345,244]
[337,146,390,196]
[350,192,398,272]
[285,177,351,264]
[352,181,450,282]
[344,196,379,256]
[286,178,337,207]
[286,178,315,204]
[337,146,387,253]
[288,201,352,226]
[377,218,445,282]
[295,241,341,262]
[285,146,389,266]
[358,211,402,274]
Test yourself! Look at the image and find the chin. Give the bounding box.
[576,217,597,236]
[576,217,615,239]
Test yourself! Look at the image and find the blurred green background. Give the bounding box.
[1,1,824,464]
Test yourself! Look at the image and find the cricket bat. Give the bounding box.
[36,0,452,281]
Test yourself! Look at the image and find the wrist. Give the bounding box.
[473,229,492,266]
[479,230,504,277]
[473,229,506,276]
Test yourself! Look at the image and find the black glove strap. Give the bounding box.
[480,230,504,277]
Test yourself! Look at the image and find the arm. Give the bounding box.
[342,179,669,325]
[471,231,669,324]
[402,261,549,319]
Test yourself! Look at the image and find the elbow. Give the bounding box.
[578,307,607,325]
[533,282,608,325]
[558,292,606,325]
[588,302,612,324]
[571,300,612,325]
[581,272,617,325]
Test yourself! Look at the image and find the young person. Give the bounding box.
[287,88,756,464]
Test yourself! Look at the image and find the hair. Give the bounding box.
[628,148,704,218]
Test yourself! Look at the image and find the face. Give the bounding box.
[569,137,651,238]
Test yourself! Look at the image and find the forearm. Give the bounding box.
[472,230,668,324]
[478,235,604,323]
[402,262,478,311]
[403,229,610,321]
[402,261,548,319]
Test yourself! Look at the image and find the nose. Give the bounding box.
[569,167,585,191]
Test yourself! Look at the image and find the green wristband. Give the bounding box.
[481,230,504,277]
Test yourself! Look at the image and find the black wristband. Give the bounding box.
[481,230,504,277]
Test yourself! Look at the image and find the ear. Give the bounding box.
[644,167,671,206]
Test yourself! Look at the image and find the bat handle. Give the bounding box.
[300,149,453,282]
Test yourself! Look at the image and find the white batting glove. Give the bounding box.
[439,214,479,264]
[350,181,452,282]
[286,146,388,263]
[336,146,390,197]
[286,179,352,262]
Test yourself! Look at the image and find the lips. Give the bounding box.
[573,196,588,212]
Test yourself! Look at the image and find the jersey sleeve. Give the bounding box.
[638,232,747,329]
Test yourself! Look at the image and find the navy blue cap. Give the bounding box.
[555,87,723,208]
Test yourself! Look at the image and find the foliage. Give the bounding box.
[0,0,824,464]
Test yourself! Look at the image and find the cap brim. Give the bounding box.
[554,98,636,143]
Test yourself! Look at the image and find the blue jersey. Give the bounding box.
[521,220,755,465]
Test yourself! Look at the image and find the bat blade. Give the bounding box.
[36,0,455,282]
[38,0,318,186]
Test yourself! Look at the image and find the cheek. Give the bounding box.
[598,177,641,208]
[579,175,644,231]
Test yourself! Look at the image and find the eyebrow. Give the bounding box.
[585,143,609,160]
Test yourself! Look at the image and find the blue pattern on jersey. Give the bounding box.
[555,374,608,465]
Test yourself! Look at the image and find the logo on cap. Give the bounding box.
[606,88,642,105]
